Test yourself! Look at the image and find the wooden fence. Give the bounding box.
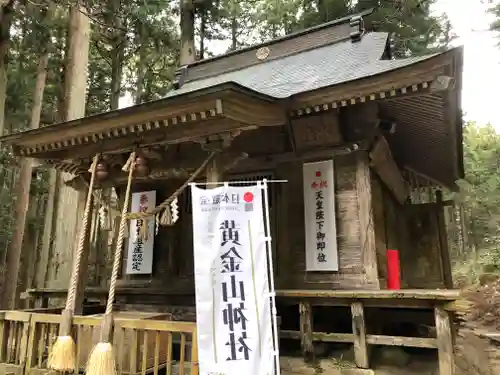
[0,310,198,375]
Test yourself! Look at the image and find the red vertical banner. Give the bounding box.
[386,249,401,290]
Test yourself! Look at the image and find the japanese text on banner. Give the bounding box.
[303,160,339,271]
[191,184,277,375]
[126,190,156,274]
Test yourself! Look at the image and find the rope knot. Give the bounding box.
[88,153,101,174]
[122,151,136,172]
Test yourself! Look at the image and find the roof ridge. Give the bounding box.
[183,8,375,70]
[180,31,390,87]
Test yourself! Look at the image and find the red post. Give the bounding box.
[386,249,401,290]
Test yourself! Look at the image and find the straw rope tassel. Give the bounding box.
[48,153,100,372]
[86,152,136,375]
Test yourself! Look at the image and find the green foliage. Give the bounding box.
[456,123,500,250]
[356,0,455,56]
[451,122,500,284]
[235,0,454,56]
[490,0,500,45]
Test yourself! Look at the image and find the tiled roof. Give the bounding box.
[167,32,439,99]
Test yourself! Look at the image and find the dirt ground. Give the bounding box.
[455,328,500,375]
[281,357,438,375]
[454,278,500,375]
[280,346,439,375]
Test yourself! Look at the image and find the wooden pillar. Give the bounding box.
[356,153,380,289]
[299,301,314,362]
[206,155,221,186]
[351,301,369,368]
[436,190,453,289]
[435,305,455,375]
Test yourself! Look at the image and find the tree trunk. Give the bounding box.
[231,17,237,51]
[0,0,13,136]
[41,6,90,315]
[199,12,206,59]
[180,0,196,65]
[134,22,147,105]
[110,42,124,109]
[1,50,50,309]
[109,0,125,110]
[317,0,328,23]
[36,10,66,291]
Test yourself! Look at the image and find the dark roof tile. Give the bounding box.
[167,32,438,99]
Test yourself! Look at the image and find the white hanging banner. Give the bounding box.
[125,190,156,274]
[191,184,276,375]
[303,160,339,271]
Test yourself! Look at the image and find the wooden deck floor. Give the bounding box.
[276,289,461,300]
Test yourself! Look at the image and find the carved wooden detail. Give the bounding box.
[291,111,343,150]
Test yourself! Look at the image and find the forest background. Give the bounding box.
[0,0,498,308]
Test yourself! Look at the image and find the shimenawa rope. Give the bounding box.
[85,152,136,375]
[48,153,100,372]
[106,151,135,314]
[125,150,218,221]
[66,153,100,310]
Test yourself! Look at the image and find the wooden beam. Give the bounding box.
[206,154,222,186]
[290,110,343,150]
[356,153,380,288]
[434,306,455,375]
[369,135,410,204]
[299,301,314,362]
[17,97,222,150]
[365,335,436,349]
[19,116,234,160]
[279,331,437,348]
[351,302,369,368]
[60,142,366,189]
[81,151,249,189]
[218,91,286,127]
[436,190,453,289]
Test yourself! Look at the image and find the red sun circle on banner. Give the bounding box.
[243,192,254,202]
[315,171,322,177]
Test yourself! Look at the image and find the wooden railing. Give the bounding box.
[0,311,198,375]
[276,289,460,375]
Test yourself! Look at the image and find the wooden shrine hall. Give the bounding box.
[0,9,463,375]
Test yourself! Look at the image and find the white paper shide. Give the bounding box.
[191,184,276,375]
[126,190,156,274]
[303,160,339,271]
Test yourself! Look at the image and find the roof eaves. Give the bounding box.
[450,45,465,181]
[289,46,463,105]
[0,82,279,145]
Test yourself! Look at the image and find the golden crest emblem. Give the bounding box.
[256,46,270,61]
